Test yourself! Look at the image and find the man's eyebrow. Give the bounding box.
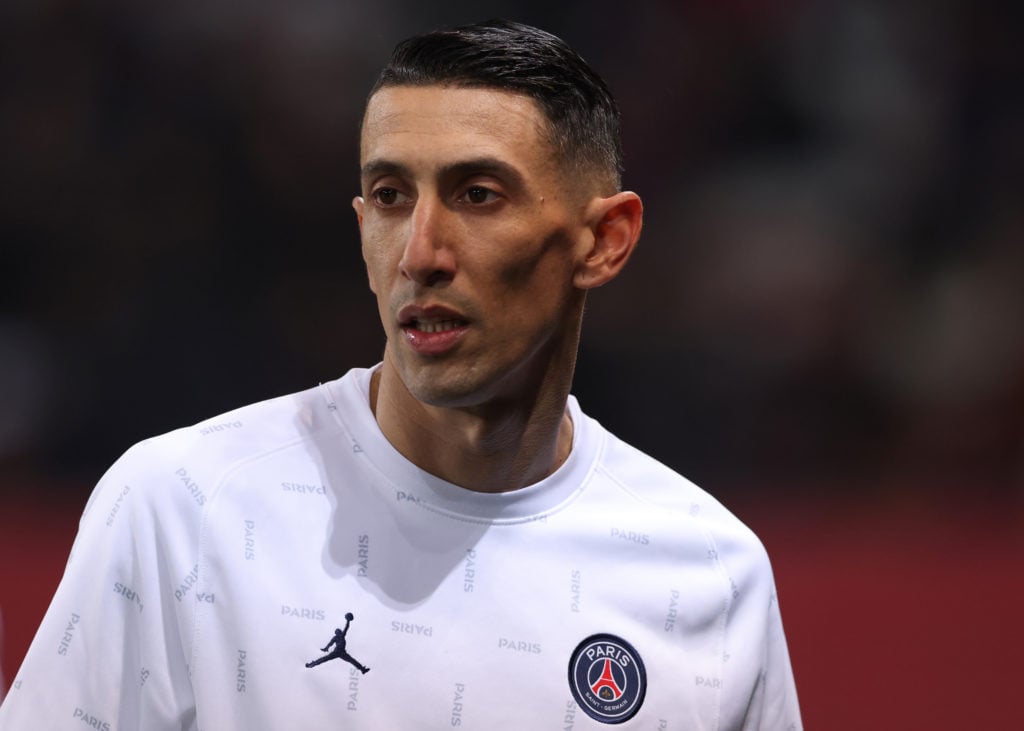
[360,157,527,188]
[360,159,410,182]
[439,158,526,188]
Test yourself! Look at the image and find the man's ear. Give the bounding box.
[573,191,643,289]
[353,195,377,294]
[352,195,365,230]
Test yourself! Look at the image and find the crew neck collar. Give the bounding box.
[321,366,601,524]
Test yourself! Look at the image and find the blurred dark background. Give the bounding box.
[1,0,1021,727]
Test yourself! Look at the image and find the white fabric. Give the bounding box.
[0,367,801,730]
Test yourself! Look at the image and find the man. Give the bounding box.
[0,20,800,729]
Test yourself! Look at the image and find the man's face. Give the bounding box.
[355,85,595,410]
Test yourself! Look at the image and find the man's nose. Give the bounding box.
[399,197,456,287]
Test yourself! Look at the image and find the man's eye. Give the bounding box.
[372,188,403,205]
[463,186,496,204]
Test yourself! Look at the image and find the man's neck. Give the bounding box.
[369,361,575,493]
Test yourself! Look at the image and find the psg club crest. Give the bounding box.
[568,633,647,724]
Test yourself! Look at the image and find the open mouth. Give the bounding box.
[409,318,467,333]
[397,306,471,354]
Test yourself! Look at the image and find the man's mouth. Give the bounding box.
[397,306,471,355]
[408,318,466,333]
[398,304,470,331]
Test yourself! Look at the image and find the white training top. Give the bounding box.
[0,367,801,730]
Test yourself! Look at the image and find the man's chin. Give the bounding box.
[385,349,513,411]
[405,379,488,410]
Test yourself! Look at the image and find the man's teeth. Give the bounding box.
[416,320,461,333]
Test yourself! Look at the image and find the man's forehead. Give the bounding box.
[359,85,551,159]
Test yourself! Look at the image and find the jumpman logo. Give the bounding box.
[305,612,370,674]
[590,659,624,700]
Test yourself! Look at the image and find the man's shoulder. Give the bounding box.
[85,379,345,515]
[144,382,331,460]
[594,429,711,508]
[593,429,768,559]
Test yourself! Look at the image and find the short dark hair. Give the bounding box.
[368,19,623,192]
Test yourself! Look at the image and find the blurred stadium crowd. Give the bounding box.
[1,0,1021,499]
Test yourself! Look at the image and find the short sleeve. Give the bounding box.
[0,441,201,731]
